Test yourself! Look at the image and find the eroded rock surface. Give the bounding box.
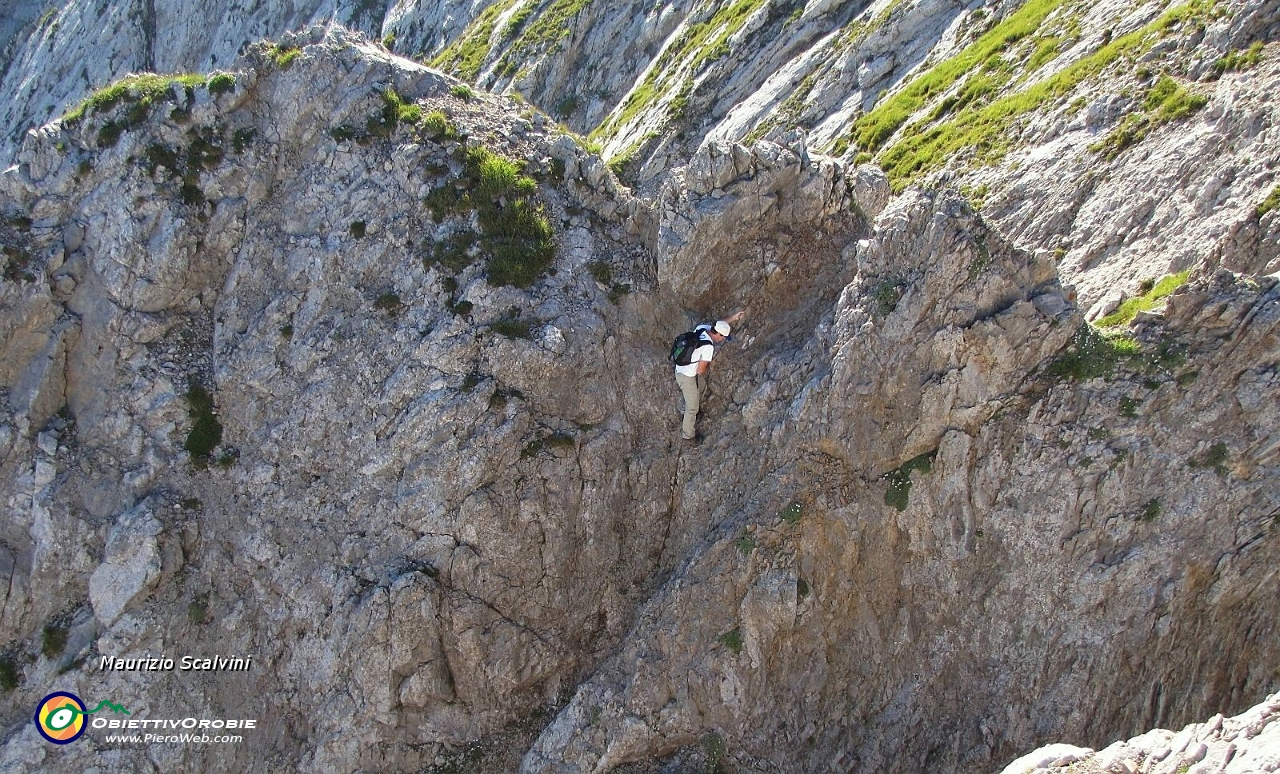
[0,22,1276,774]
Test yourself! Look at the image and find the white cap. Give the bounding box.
[714,320,731,336]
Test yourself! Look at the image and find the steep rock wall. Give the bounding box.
[523,193,1280,771]
[0,22,1276,774]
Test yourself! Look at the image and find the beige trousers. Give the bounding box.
[676,372,707,440]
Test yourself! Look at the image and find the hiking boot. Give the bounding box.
[682,433,703,446]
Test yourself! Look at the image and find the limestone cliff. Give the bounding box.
[0,13,1276,774]
[1001,690,1280,773]
[5,1,1278,316]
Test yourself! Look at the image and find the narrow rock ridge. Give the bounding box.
[4,1,1278,313]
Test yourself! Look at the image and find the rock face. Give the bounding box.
[0,18,1277,774]
[1001,690,1280,774]
[520,192,1280,772]
[416,0,1280,312]
[4,0,1278,315]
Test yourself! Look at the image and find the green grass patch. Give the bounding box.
[366,87,423,139]
[780,501,803,524]
[481,196,554,286]
[586,260,612,285]
[431,0,521,80]
[503,4,535,38]
[386,88,423,124]
[871,0,1214,189]
[231,128,256,152]
[64,73,208,148]
[1145,74,1208,122]
[1096,270,1190,327]
[883,449,937,511]
[422,110,460,141]
[188,595,210,625]
[1045,325,1140,382]
[3,245,36,283]
[490,314,533,338]
[1118,395,1141,418]
[554,94,580,119]
[467,147,554,285]
[425,231,478,272]
[488,386,523,410]
[593,0,767,140]
[375,292,404,314]
[1139,498,1161,522]
[0,657,17,691]
[545,432,575,450]
[269,43,302,69]
[1090,76,1206,160]
[718,628,744,655]
[349,221,367,239]
[1189,442,1229,476]
[422,146,554,286]
[734,531,757,555]
[1026,35,1064,71]
[852,0,1068,153]
[184,382,222,467]
[504,0,592,65]
[42,624,68,658]
[1211,40,1264,79]
[607,283,630,304]
[868,276,906,317]
[1257,185,1280,219]
[208,72,236,96]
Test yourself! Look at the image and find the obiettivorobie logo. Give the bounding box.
[34,692,130,744]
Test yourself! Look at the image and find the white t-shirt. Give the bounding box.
[674,338,714,377]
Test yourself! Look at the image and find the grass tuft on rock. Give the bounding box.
[184,382,223,467]
[1189,442,1229,476]
[1257,185,1280,219]
[1045,326,1140,382]
[863,0,1216,188]
[884,449,937,511]
[42,624,68,658]
[269,43,302,69]
[424,145,556,287]
[0,657,18,691]
[375,292,404,315]
[490,314,533,339]
[208,72,236,96]
[718,628,744,655]
[1096,270,1191,328]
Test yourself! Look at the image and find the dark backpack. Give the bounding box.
[669,331,709,366]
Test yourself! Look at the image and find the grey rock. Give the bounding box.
[88,502,163,627]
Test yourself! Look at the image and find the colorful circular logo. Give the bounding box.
[34,692,87,744]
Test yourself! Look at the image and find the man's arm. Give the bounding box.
[695,343,714,374]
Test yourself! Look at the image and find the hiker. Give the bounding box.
[671,311,744,442]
